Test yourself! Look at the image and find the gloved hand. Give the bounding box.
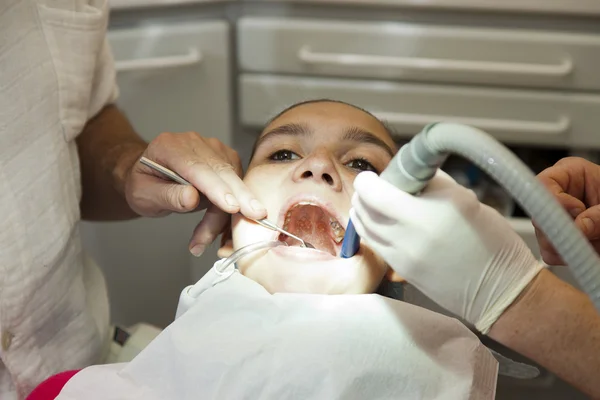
[350,170,544,334]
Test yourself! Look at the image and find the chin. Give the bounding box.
[237,245,387,295]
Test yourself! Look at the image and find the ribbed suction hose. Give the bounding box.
[381,122,600,312]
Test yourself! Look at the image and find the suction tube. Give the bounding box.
[185,240,288,298]
[377,122,600,312]
[215,240,288,274]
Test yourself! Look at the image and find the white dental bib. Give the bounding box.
[56,260,498,400]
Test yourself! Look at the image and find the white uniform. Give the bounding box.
[0,0,117,398]
[55,261,498,400]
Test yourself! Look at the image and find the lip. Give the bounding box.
[276,194,347,232]
[274,194,348,250]
[271,244,337,261]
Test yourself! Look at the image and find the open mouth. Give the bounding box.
[278,201,346,256]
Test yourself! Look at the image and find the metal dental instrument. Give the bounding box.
[252,218,314,249]
[139,156,314,248]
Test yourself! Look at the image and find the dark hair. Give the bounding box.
[249,99,397,162]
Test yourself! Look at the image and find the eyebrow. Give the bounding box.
[252,122,396,158]
[253,123,312,152]
[342,126,396,157]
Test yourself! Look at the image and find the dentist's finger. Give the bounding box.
[144,133,264,218]
[172,159,243,213]
[126,170,201,216]
[189,203,231,257]
[201,139,268,220]
[353,171,422,219]
[212,166,267,220]
[574,205,600,241]
[351,192,397,229]
[534,226,564,266]
[533,205,584,266]
[350,207,394,248]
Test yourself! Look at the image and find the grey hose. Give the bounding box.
[380,122,600,312]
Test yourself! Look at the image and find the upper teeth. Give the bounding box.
[283,202,345,243]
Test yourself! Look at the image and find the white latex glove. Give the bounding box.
[351,170,544,334]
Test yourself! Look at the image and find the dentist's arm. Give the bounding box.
[78,104,267,254]
[351,171,600,398]
[489,269,600,398]
[77,36,267,255]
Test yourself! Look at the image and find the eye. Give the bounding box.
[346,158,378,173]
[269,150,300,162]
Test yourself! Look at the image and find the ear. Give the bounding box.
[217,220,234,259]
[385,266,405,283]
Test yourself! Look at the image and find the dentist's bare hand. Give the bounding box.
[535,157,600,265]
[124,132,267,256]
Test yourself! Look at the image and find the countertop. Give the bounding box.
[109,0,229,10]
[109,0,600,16]
[255,0,600,17]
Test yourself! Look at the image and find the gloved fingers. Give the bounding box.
[353,171,424,219]
[420,169,460,193]
[354,169,475,221]
[350,208,395,248]
[351,192,397,228]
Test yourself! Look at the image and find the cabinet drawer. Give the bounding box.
[239,74,600,148]
[247,0,600,17]
[238,17,600,92]
[108,21,231,144]
[89,21,231,327]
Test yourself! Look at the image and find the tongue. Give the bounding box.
[284,205,335,255]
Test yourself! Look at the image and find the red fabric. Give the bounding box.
[26,370,80,400]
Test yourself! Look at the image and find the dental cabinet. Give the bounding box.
[92,1,599,397]
[81,17,232,329]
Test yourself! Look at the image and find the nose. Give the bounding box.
[292,149,343,191]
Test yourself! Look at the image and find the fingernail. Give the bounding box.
[180,187,194,210]
[190,244,205,257]
[250,199,266,213]
[225,194,239,208]
[582,218,595,235]
[569,208,584,218]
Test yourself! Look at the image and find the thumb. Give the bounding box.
[575,205,600,241]
[158,182,200,213]
[131,174,200,216]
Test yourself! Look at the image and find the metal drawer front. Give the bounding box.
[81,21,231,328]
[239,74,600,149]
[238,17,600,91]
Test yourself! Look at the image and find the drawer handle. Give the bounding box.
[115,47,203,72]
[374,112,571,136]
[298,46,573,78]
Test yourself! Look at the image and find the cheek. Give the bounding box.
[341,171,358,196]
[244,168,281,195]
[361,247,390,286]
[231,215,276,251]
